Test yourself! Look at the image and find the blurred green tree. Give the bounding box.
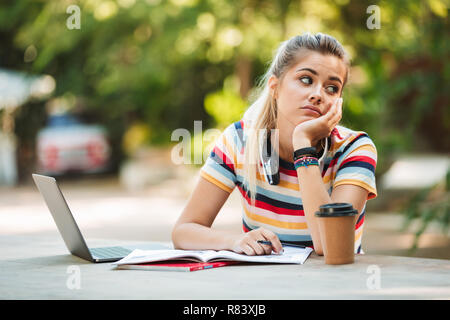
[0,0,448,181]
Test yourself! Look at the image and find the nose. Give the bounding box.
[309,94,322,104]
[308,86,322,104]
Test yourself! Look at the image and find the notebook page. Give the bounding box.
[210,246,313,264]
[112,249,218,265]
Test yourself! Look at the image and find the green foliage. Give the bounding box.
[401,169,450,252]
[204,89,246,128]
[1,0,448,182]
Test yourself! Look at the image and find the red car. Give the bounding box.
[36,114,111,175]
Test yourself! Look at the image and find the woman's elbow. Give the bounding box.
[171,223,183,249]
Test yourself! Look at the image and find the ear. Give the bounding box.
[267,75,279,99]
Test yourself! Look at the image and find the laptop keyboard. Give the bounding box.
[90,246,132,259]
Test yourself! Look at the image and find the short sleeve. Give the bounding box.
[200,123,240,193]
[333,133,378,200]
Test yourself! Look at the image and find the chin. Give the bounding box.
[297,115,318,123]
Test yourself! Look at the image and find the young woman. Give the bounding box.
[172,32,377,257]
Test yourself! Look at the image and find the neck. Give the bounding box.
[277,124,294,162]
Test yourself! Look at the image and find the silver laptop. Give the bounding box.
[32,173,160,263]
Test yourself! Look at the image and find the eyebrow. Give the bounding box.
[296,67,343,85]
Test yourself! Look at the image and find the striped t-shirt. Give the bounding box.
[200,120,377,254]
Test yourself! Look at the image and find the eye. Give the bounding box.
[326,85,339,94]
[300,76,312,85]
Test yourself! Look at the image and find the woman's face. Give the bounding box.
[270,50,347,126]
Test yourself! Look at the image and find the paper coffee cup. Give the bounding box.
[315,203,358,265]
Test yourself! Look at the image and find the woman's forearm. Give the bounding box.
[172,222,238,251]
[296,162,332,256]
[297,166,331,255]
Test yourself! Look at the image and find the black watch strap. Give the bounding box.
[293,147,318,161]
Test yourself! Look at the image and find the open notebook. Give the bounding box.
[112,246,313,267]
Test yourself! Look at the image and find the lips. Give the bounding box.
[301,105,322,116]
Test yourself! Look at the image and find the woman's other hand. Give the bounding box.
[292,97,343,149]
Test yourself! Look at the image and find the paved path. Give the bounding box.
[1,174,449,259]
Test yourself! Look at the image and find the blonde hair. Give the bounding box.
[242,32,350,202]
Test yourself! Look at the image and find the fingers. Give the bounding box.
[258,242,274,255]
[242,243,256,256]
[260,228,283,254]
[329,98,342,116]
[325,98,342,129]
[247,241,266,255]
[335,98,342,123]
[241,228,282,255]
[333,98,342,122]
[239,239,264,256]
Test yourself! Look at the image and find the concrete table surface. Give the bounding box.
[1,235,450,300]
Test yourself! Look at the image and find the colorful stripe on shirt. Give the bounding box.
[200,120,377,254]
